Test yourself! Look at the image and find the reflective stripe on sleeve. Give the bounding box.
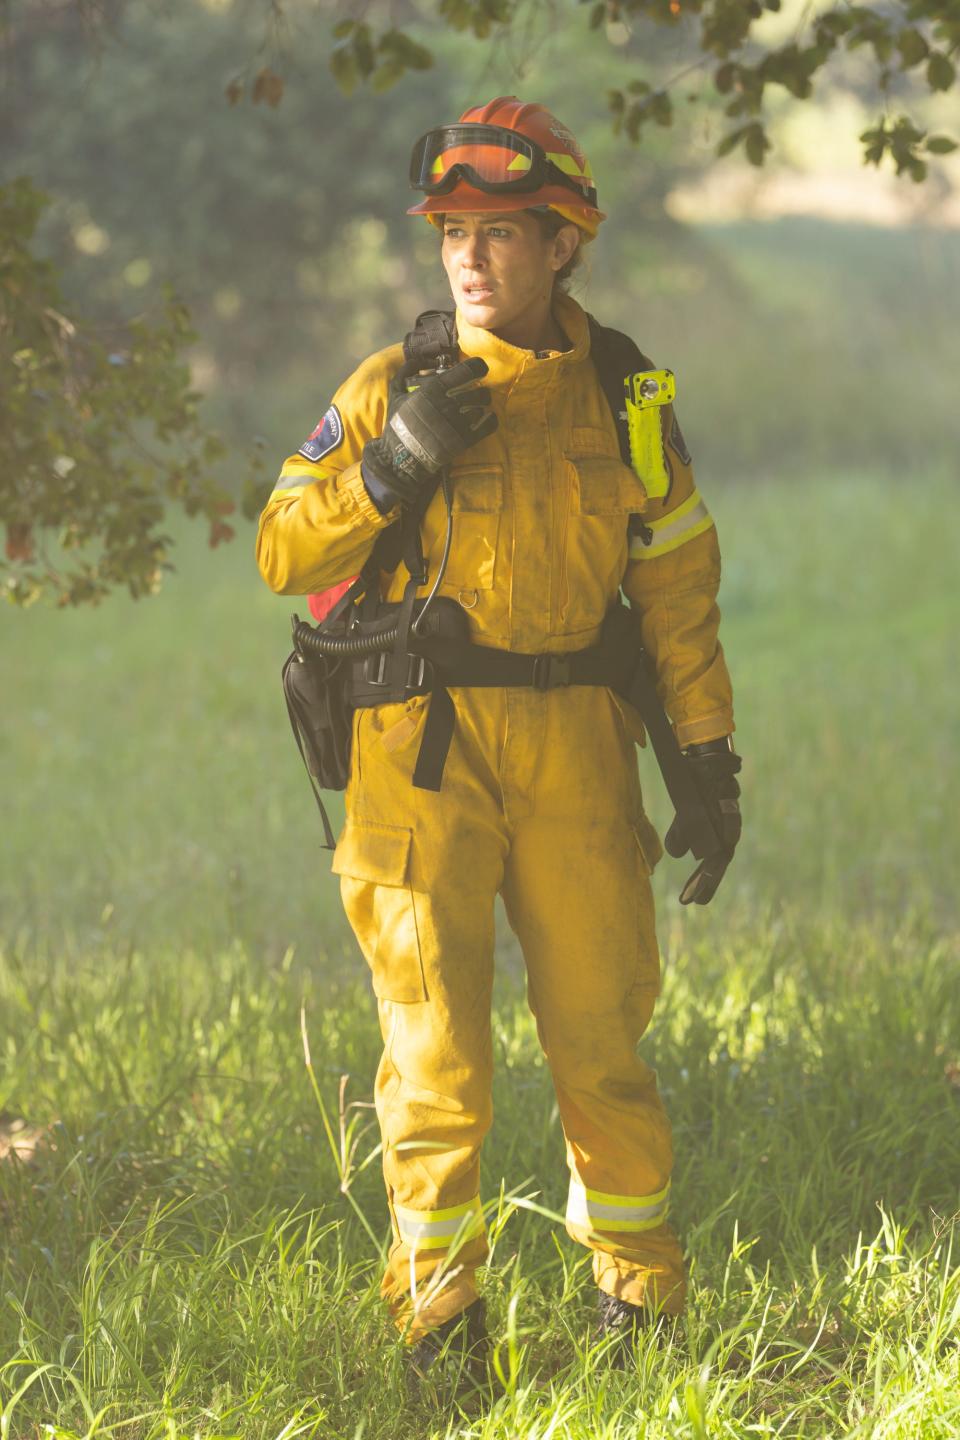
[567,1177,670,1233]
[271,460,326,496]
[628,488,714,560]
[394,1196,485,1251]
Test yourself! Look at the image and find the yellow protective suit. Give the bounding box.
[257,291,734,1338]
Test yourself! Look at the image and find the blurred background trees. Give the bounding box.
[1,0,958,603]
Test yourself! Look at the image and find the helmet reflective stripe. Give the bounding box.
[567,1176,670,1233]
[547,151,594,180]
[394,1196,485,1250]
[629,489,715,561]
[507,153,533,171]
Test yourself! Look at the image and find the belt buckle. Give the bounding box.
[406,655,427,692]
[532,654,572,691]
[363,651,390,686]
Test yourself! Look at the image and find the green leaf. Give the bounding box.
[332,19,355,39]
[860,125,888,166]
[892,118,925,144]
[925,135,958,154]
[329,44,358,96]
[439,0,474,31]
[370,60,405,94]
[353,23,375,77]
[377,29,434,69]
[717,124,749,158]
[817,12,852,38]
[650,91,673,126]
[624,105,645,142]
[870,32,894,64]
[897,27,929,66]
[782,67,813,99]
[744,122,771,165]
[927,51,956,90]
[715,62,737,94]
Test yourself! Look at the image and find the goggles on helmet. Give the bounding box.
[409,124,598,209]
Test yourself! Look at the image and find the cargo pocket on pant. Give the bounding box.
[332,821,427,1003]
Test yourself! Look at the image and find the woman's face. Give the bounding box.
[440,211,580,334]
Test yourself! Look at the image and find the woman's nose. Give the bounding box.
[463,234,488,267]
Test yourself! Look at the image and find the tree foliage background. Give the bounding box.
[1,0,958,605]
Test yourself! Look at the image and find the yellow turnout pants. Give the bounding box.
[333,683,685,1339]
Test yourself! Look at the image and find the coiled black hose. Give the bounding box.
[290,471,454,661]
[292,613,399,659]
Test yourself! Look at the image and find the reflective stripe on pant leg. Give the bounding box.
[394,1195,486,1251]
[567,1175,670,1237]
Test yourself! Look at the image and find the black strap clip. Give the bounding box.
[362,650,428,693]
[532,654,572,691]
[628,513,654,547]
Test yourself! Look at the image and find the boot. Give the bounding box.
[596,1289,678,1365]
[406,1298,490,1395]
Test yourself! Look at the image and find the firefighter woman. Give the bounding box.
[256,97,740,1373]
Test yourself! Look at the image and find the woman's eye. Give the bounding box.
[444,228,465,239]
[488,227,510,238]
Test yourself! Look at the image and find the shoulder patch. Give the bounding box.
[298,404,344,463]
[668,409,692,467]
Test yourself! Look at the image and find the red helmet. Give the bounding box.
[407,96,606,240]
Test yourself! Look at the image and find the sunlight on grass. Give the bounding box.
[2,473,958,1436]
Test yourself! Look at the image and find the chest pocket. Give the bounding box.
[439,462,503,592]
[569,454,649,517]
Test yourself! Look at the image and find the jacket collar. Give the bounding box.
[454,291,591,390]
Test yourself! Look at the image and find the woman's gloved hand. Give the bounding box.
[665,738,742,906]
[361,357,498,513]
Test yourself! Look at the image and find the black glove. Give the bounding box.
[361,357,498,512]
[665,738,742,906]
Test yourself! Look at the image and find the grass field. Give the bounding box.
[2,473,959,1437]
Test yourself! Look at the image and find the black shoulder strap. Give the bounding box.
[587,314,658,543]
[586,313,656,470]
[403,309,458,369]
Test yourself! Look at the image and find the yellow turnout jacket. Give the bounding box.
[256,291,733,749]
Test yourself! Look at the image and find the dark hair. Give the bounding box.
[435,209,584,288]
[526,208,583,288]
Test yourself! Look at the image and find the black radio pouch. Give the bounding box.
[283,644,351,772]
[282,589,469,848]
[282,637,354,849]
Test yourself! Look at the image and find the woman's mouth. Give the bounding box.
[462,284,494,303]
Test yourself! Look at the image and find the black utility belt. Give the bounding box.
[349,597,636,794]
[284,592,724,872]
[350,607,631,705]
